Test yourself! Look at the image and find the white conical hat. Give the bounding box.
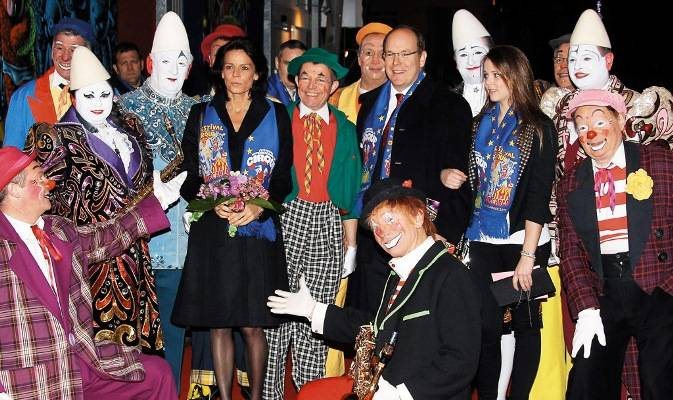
[570,9,611,48]
[452,9,490,51]
[69,46,110,90]
[151,11,191,54]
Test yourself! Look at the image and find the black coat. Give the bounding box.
[356,77,473,242]
[324,242,481,400]
[348,77,473,314]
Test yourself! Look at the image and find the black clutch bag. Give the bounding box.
[489,267,556,306]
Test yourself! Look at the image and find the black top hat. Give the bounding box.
[360,178,426,229]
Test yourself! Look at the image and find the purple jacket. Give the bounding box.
[0,196,169,399]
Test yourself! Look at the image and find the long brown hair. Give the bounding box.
[482,45,546,143]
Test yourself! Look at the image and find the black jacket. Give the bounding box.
[357,77,473,243]
[324,242,481,400]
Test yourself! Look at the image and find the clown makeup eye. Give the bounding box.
[83,92,94,99]
[382,211,396,225]
[576,124,589,134]
[101,91,111,98]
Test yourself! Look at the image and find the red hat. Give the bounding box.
[200,24,246,61]
[0,147,36,191]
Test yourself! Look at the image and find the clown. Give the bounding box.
[24,46,185,357]
[557,89,673,400]
[551,9,673,180]
[118,11,204,388]
[451,9,493,117]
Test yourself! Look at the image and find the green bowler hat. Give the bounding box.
[288,47,349,80]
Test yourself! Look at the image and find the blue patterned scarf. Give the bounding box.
[353,72,426,215]
[466,104,522,240]
[198,99,280,241]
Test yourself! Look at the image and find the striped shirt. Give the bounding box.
[593,143,629,254]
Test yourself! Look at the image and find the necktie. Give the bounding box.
[303,112,324,194]
[56,83,71,119]
[594,166,616,212]
[374,93,404,179]
[381,93,404,146]
[31,225,61,294]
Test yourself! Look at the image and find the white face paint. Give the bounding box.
[568,44,610,90]
[149,50,192,98]
[455,38,490,85]
[75,81,113,126]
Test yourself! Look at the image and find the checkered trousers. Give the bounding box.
[263,199,343,399]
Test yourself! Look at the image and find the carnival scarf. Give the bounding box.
[353,72,426,215]
[198,99,280,240]
[466,104,522,240]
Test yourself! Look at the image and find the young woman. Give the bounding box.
[172,38,292,400]
[463,45,557,400]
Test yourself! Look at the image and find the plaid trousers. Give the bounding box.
[263,198,344,399]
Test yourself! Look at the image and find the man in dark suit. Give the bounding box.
[557,90,673,400]
[347,25,473,313]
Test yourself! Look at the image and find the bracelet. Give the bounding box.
[520,250,536,261]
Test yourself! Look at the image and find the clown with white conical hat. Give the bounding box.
[552,8,673,180]
[552,10,673,400]
[451,9,492,116]
[118,11,206,388]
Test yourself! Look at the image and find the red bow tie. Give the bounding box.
[31,225,63,262]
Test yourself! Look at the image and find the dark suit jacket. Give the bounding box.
[357,77,473,243]
[557,141,673,318]
[324,242,481,400]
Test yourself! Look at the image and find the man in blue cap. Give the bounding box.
[3,17,95,149]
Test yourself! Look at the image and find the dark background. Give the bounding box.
[350,0,670,92]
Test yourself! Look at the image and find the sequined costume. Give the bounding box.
[24,105,163,353]
[119,80,203,383]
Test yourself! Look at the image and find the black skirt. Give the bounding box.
[172,211,289,328]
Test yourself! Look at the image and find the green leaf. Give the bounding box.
[248,198,286,213]
[187,196,234,212]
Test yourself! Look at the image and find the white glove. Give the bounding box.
[571,308,606,359]
[153,171,187,210]
[0,392,14,400]
[183,211,193,233]
[267,275,317,319]
[342,246,357,278]
[373,377,400,400]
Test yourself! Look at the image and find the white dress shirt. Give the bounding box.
[3,213,57,293]
[299,102,331,125]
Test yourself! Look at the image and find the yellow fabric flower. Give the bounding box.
[625,168,654,200]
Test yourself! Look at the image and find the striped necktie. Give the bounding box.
[302,112,324,194]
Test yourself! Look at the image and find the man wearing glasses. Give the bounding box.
[346,25,472,315]
[540,33,575,120]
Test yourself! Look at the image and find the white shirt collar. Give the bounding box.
[391,84,411,97]
[50,70,69,88]
[388,237,435,280]
[298,102,330,125]
[592,141,626,170]
[4,213,43,231]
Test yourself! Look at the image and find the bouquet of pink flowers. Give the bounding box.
[188,171,285,237]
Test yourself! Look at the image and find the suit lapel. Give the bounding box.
[567,159,603,277]
[624,142,652,269]
[0,213,64,324]
[378,242,446,331]
[43,218,74,329]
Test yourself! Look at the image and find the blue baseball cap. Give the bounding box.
[53,17,95,45]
